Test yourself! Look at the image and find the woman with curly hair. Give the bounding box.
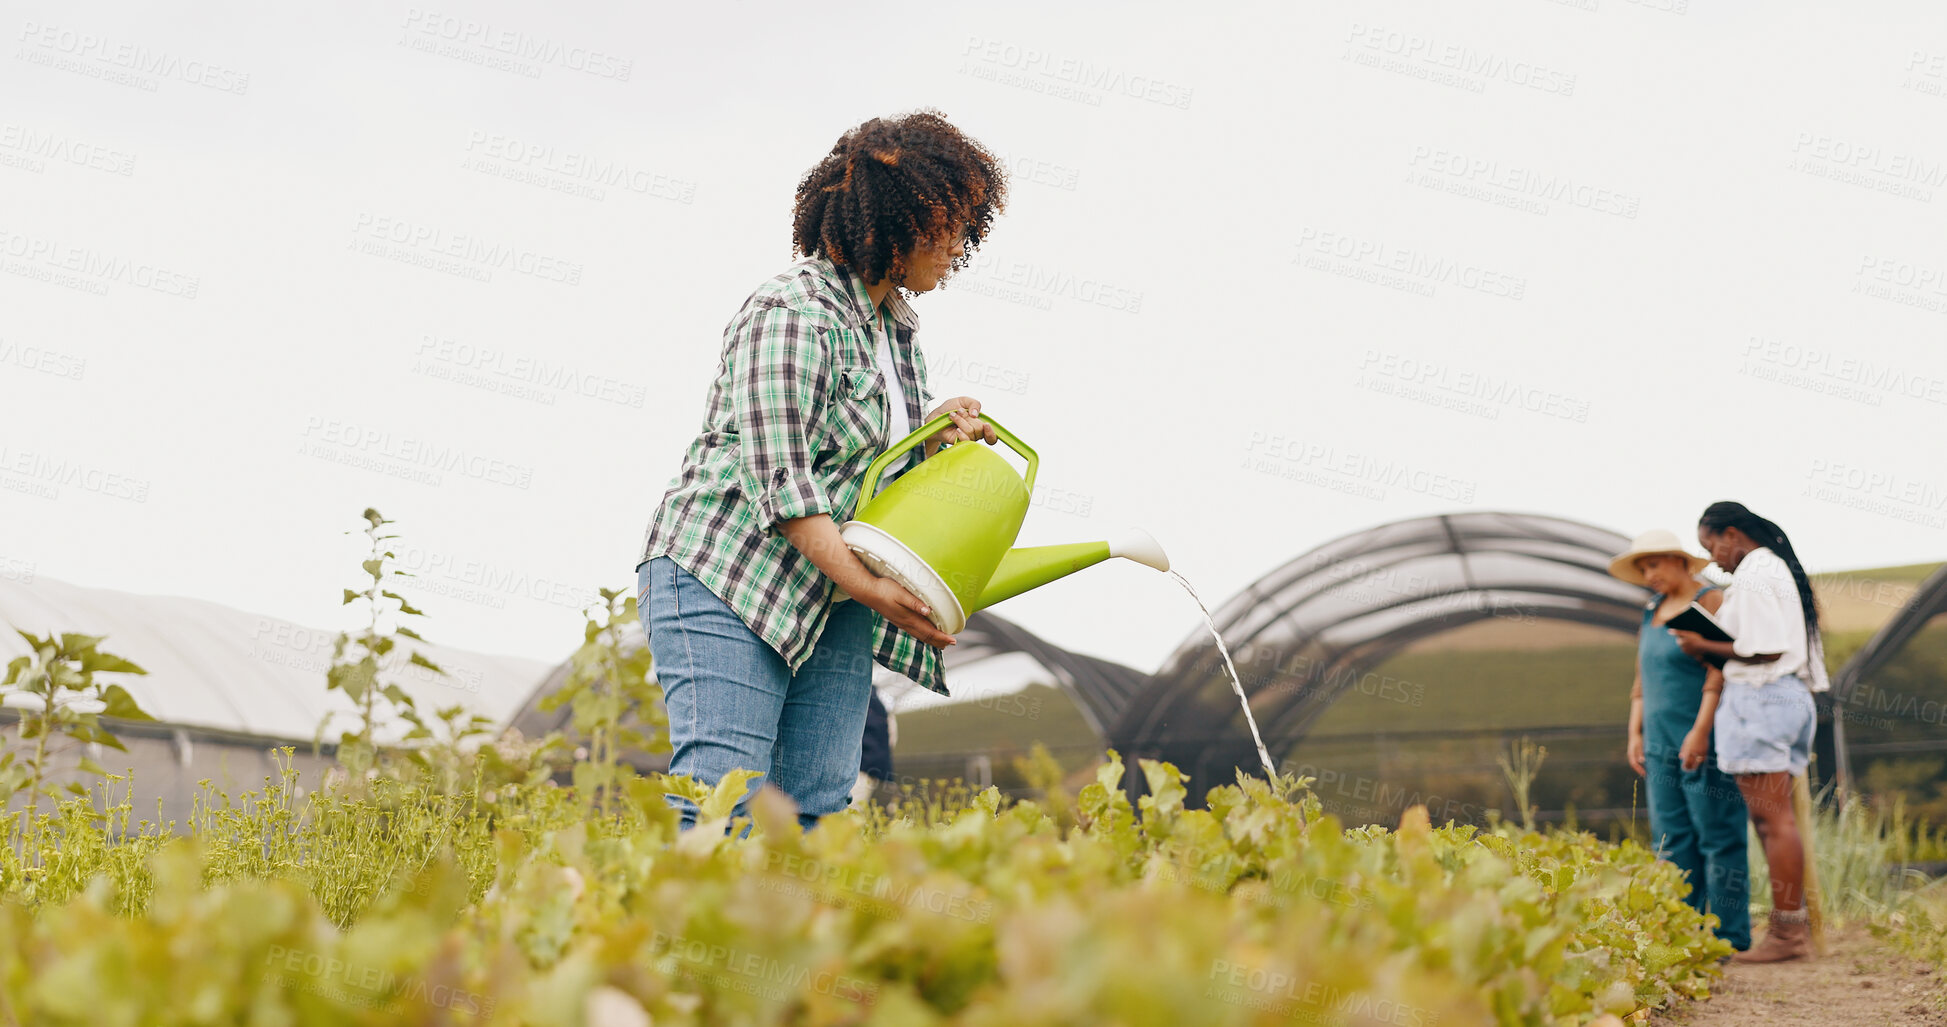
[1675,501,1829,962]
[635,110,1007,831]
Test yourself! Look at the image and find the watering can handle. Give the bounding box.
[856,413,1039,500]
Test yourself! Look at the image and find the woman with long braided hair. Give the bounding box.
[1673,501,1828,962]
[635,110,1006,831]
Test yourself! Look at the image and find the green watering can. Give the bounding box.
[838,412,1169,635]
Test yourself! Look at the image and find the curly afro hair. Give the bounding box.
[792,109,1006,289]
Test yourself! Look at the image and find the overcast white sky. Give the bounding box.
[4,0,1945,699]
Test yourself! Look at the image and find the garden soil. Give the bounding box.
[1653,923,1944,1026]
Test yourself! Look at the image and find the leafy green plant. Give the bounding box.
[1498,735,1549,832]
[319,508,487,782]
[469,725,565,798]
[1886,793,1947,864]
[392,701,503,798]
[537,587,665,819]
[1875,879,1947,969]
[1,632,150,819]
[0,750,1745,1025]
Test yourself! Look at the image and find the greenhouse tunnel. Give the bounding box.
[1105,512,1699,822]
[1828,563,1947,821]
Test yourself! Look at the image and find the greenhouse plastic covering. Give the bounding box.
[1106,512,1650,787]
[0,573,550,742]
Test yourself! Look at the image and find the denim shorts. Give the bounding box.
[1714,674,1816,776]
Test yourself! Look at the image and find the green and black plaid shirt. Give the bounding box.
[638,255,948,695]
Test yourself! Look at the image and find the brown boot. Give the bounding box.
[1733,908,1811,963]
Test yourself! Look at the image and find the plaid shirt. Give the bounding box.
[638,255,948,696]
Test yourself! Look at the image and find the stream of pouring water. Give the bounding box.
[1170,571,1278,782]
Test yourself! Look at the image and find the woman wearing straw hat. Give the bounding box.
[1611,529,1752,955]
[1675,501,1828,963]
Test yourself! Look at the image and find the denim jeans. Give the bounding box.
[637,556,875,831]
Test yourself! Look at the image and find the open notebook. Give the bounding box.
[1666,602,1734,668]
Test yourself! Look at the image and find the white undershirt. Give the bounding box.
[872,313,913,491]
[874,330,910,443]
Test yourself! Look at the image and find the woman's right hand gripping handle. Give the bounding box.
[779,514,957,649]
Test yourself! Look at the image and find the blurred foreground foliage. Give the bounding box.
[0,748,1745,1027]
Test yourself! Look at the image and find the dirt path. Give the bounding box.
[1652,924,1945,1026]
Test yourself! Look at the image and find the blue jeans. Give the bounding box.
[637,556,874,831]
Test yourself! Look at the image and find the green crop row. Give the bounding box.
[0,749,1731,1027]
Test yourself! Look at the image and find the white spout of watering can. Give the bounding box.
[1108,528,1170,572]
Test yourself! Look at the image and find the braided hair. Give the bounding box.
[791,109,1006,290]
[1698,501,1821,651]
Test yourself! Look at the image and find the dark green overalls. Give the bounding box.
[1640,587,1751,950]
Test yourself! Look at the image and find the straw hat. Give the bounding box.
[1607,529,1710,586]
